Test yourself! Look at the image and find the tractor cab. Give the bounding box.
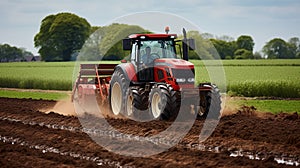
[125,34,178,61]
[123,34,180,82]
[123,30,195,87]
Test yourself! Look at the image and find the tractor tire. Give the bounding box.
[198,84,221,119]
[132,87,149,111]
[109,70,128,116]
[149,84,180,120]
[126,87,150,120]
[125,88,134,118]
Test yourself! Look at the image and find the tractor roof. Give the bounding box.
[128,34,177,40]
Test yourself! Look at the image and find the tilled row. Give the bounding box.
[0,118,184,167]
[0,135,122,168]
[0,110,298,167]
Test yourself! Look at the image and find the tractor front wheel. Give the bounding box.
[149,84,180,120]
[149,87,165,119]
[198,84,221,119]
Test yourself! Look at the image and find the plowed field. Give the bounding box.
[0,97,299,167]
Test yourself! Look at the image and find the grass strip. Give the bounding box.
[0,89,68,101]
[234,99,300,114]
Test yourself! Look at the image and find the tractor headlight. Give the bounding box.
[187,78,195,83]
[176,78,186,83]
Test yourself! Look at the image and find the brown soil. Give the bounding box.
[0,97,299,167]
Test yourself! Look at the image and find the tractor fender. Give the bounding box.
[114,63,137,82]
[198,83,214,92]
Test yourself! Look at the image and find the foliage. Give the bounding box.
[234,49,253,59]
[0,44,33,62]
[78,23,149,61]
[32,12,300,61]
[262,38,300,59]
[34,12,91,61]
[3,11,299,62]
[288,37,300,58]
[207,35,256,60]
[209,39,237,59]
[101,24,149,59]
[236,35,254,52]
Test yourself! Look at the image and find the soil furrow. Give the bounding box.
[0,97,299,167]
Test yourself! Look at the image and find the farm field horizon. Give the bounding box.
[1,59,300,167]
[0,59,299,98]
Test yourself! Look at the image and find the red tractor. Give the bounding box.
[73,28,221,120]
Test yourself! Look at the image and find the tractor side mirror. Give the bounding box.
[188,38,195,50]
[122,39,132,50]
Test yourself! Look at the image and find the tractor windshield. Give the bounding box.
[140,40,177,59]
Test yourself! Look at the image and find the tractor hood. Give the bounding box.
[154,59,194,69]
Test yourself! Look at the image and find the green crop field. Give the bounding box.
[0,62,74,90]
[0,59,299,98]
[191,59,300,98]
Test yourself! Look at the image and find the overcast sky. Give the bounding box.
[0,0,299,55]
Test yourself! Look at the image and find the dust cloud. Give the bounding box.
[43,96,76,116]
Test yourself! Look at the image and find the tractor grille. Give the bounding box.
[172,68,195,84]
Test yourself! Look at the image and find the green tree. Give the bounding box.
[0,43,24,62]
[210,39,237,59]
[101,23,147,59]
[236,35,254,52]
[263,38,292,59]
[78,26,103,61]
[78,23,149,61]
[234,49,253,59]
[288,37,300,58]
[34,12,91,61]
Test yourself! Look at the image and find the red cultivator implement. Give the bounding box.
[72,64,117,104]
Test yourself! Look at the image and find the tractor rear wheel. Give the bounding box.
[198,84,221,119]
[149,84,180,120]
[109,70,128,116]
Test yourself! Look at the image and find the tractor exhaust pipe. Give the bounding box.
[182,28,195,61]
[182,28,189,61]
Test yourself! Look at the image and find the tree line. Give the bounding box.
[206,34,300,59]
[3,12,300,62]
[0,44,34,62]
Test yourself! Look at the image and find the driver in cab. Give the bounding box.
[141,46,160,66]
[141,46,152,65]
[140,46,155,80]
